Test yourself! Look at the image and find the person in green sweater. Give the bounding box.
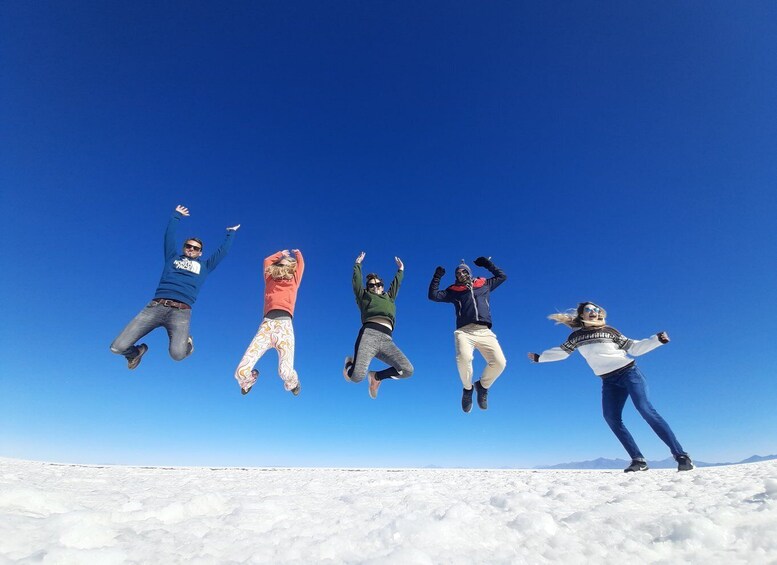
[343,251,414,399]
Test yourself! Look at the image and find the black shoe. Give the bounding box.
[127,344,148,370]
[676,454,694,471]
[474,380,488,410]
[461,387,473,413]
[291,383,301,396]
[624,459,648,472]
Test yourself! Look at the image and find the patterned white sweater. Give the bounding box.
[537,326,664,377]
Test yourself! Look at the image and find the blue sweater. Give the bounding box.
[153,212,235,306]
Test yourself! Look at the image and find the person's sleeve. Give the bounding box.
[164,212,183,260]
[484,259,507,291]
[388,269,404,299]
[428,272,450,302]
[624,334,664,357]
[352,262,364,299]
[537,346,572,363]
[294,250,305,284]
[264,251,285,270]
[205,230,235,272]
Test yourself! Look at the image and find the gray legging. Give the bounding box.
[347,324,414,383]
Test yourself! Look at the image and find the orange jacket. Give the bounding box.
[263,250,304,316]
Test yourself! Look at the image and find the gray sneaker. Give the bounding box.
[368,371,380,399]
[343,356,354,382]
[676,454,694,471]
[127,344,148,370]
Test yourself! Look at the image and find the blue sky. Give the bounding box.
[1,1,775,468]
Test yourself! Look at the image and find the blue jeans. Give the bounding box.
[601,364,686,460]
[110,301,192,362]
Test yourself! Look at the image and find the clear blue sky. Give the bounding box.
[1,1,775,468]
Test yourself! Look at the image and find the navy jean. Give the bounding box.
[110,301,192,361]
[601,364,686,460]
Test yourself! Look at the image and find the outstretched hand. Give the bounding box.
[474,256,492,267]
[657,331,670,343]
[527,352,539,363]
[227,224,241,231]
[175,205,190,217]
[356,251,366,264]
[395,256,404,271]
[434,266,445,277]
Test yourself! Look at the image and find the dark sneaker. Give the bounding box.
[291,383,301,396]
[368,371,380,399]
[624,459,648,472]
[474,380,488,410]
[461,387,473,413]
[676,454,694,471]
[127,343,148,370]
[187,336,194,356]
[343,357,354,382]
[241,369,258,395]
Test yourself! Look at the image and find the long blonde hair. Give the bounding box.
[265,258,298,281]
[548,302,607,329]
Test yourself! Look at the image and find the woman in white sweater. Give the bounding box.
[528,302,693,472]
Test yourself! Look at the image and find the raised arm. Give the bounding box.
[387,257,404,299]
[164,205,188,260]
[293,249,305,282]
[264,250,285,270]
[428,266,451,302]
[204,225,238,272]
[474,256,507,291]
[352,252,365,299]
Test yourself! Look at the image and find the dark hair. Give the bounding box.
[185,237,204,250]
[366,273,382,283]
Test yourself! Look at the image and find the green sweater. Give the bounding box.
[352,263,403,328]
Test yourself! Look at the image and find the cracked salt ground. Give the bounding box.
[1,457,775,564]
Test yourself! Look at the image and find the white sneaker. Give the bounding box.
[187,336,194,355]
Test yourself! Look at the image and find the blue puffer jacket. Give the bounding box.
[428,260,507,329]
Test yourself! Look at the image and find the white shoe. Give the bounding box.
[187,336,194,355]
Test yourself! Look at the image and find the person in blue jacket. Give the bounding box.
[428,257,508,412]
[110,205,240,369]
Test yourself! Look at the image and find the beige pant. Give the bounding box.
[454,323,507,389]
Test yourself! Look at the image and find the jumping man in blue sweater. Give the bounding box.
[110,205,240,369]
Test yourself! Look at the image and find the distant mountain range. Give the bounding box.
[534,454,777,470]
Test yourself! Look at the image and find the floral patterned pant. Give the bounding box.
[235,318,299,391]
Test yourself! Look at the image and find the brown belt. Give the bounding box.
[152,298,191,310]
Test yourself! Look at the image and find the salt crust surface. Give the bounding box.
[1,457,776,564]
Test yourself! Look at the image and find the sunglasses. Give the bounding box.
[184,244,202,251]
[367,282,384,289]
[583,306,601,314]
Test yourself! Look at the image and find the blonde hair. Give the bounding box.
[265,257,297,280]
[548,302,607,329]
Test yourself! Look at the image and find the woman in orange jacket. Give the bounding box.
[234,249,304,395]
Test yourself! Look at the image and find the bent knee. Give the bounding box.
[400,363,415,378]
